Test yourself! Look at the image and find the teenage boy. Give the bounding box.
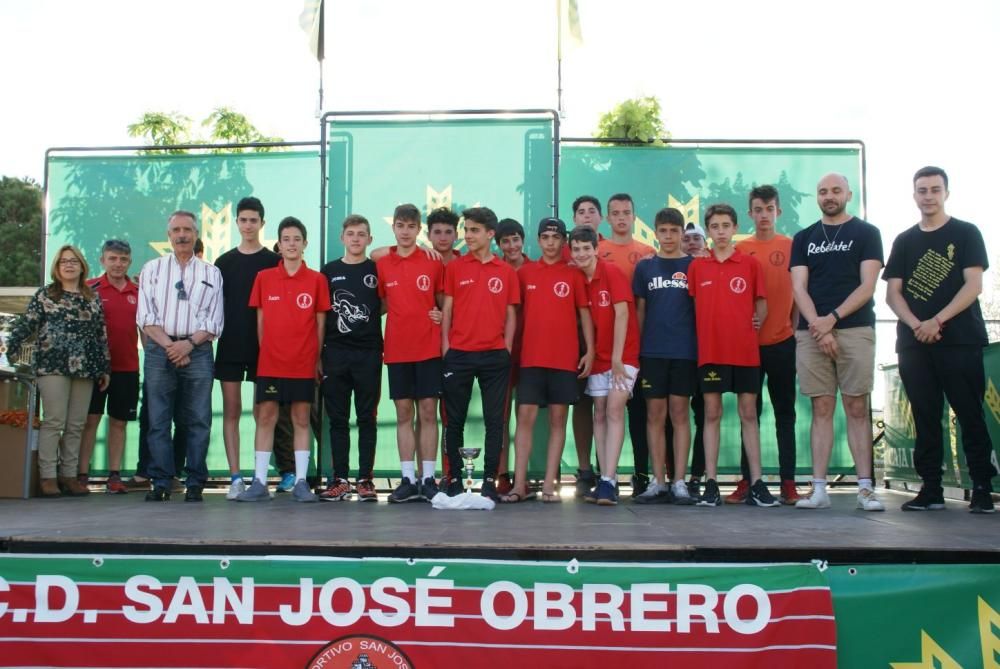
[214,196,281,498]
[886,166,997,513]
[377,204,445,503]
[78,239,140,494]
[688,204,779,508]
[428,207,463,265]
[237,217,330,503]
[570,226,641,506]
[681,222,709,496]
[632,209,697,505]
[319,215,382,502]
[730,185,800,505]
[502,218,594,503]
[441,207,520,501]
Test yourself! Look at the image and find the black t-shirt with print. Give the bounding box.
[883,217,989,351]
[321,258,383,350]
[790,217,884,330]
[215,247,281,363]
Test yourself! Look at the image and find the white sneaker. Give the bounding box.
[857,487,885,512]
[226,478,246,500]
[672,480,695,505]
[795,488,831,509]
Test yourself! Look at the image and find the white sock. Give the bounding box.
[858,478,873,491]
[401,461,416,483]
[601,475,616,483]
[812,479,828,494]
[254,451,270,485]
[421,460,436,481]
[294,450,310,482]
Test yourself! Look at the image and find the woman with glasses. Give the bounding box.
[6,245,111,497]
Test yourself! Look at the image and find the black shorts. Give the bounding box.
[215,360,259,382]
[255,377,316,405]
[387,359,442,400]
[640,357,697,398]
[698,364,760,395]
[517,367,579,406]
[87,371,139,421]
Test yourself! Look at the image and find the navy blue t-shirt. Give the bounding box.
[632,255,697,361]
[320,258,383,350]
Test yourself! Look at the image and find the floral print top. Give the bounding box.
[5,286,111,379]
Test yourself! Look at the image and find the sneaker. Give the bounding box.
[583,485,599,504]
[356,479,378,502]
[496,473,513,495]
[445,478,464,496]
[748,479,781,507]
[292,478,318,502]
[596,479,618,506]
[276,472,296,493]
[630,472,650,498]
[687,477,701,499]
[105,474,128,495]
[795,487,831,509]
[480,478,500,502]
[575,469,597,499]
[319,478,353,501]
[633,482,673,505]
[144,485,170,502]
[779,480,800,505]
[697,479,721,507]
[235,478,272,502]
[420,477,440,501]
[125,475,150,491]
[184,485,203,502]
[388,478,421,503]
[672,480,695,505]
[901,486,945,511]
[969,487,996,514]
[226,478,246,500]
[725,479,750,504]
[856,487,885,512]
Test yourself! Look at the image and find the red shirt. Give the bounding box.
[585,259,640,373]
[377,248,444,363]
[510,259,533,368]
[518,258,589,372]
[445,252,520,352]
[688,249,767,367]
[88,274,139,372]
[249,261,331,379]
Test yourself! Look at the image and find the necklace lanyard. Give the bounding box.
[821,222,845,245]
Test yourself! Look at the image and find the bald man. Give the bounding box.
[789,174,885,512]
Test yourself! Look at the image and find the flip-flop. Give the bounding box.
[500,492,526,504]
[523,491,538,501]
[541,492,563,503]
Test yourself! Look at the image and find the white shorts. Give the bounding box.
[585,365,639,398]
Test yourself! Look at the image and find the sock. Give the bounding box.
[254,451,270,485]
[294,451,310,482]
[812,479,828,494]
[858,478,873,491]
[401,461,416,483]
[230,473,242,483]
[601,475,616,483]
[109,470,120,478]
[421,460,436,481]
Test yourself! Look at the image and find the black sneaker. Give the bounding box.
[481,478,500,502]
[687,477,701,499]
[184,485,203,502]
[575,468,596,498]
[747,479,781,507]
[145,486,170,502]
[901,486,945,511]
[630,472,650,498]
[696,479,721,507]
[420,477,440,501]
[445,478,464,496]
[388,478,421,503]
[632,482,673,505]
[969,487,996,514]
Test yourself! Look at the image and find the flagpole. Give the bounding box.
[317,0,325,115]
[556,0,563,117]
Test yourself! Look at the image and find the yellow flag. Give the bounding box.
[558,0,583,59]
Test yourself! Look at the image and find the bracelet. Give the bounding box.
[831,309,841,322]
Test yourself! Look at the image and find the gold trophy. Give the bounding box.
[458,447,481,494]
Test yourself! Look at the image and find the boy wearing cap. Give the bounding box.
[687,204,779,508]
[441,207,520,501]
[501,218,594,503]
[681,222,709,495]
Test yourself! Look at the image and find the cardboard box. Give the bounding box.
[0,424,38,498]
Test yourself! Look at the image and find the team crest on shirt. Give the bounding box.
[487,277,504,294]
[729,277,747,294]
[416,274,431,291]
[296,293,314,309]
[126,295,137,305]
[628,251,643,265]
[553,281,570,298]
[363,273,378,289]
[769,250,786,266]
[598,290,611,307]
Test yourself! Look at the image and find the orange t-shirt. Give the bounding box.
[598,238,656,283]
[736,235,794,346]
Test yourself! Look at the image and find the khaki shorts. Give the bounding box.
[795,327,875,397]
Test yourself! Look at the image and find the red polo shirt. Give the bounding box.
[249,261,331,379]
[585,259,640,374]
[377,248,444,363]
[518,258,588,372]
[88,274,139,372]
[445,252,520,352]
[688,248,766,367]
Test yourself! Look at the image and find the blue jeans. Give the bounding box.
[144,341,213,488]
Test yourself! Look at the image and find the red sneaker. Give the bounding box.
[780,480,801,505]
[319,478,353,501]
[356,479,378,502]
[105,474,128,495]
[725,479,750,504]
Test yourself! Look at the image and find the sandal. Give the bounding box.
[541,492,563,503]
[500,492,526,504]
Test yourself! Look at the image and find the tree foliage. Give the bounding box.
[594,96,669,145]
[127,112,192,154]
[127,108,283,154]
[0,177,43,286]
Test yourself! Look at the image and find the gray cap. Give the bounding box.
[537,217,567,237]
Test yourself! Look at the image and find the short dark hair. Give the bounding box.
[653,207,685,229]
[236,196,265,220]
[705,203,738,227]
[427,207,459,230]
[393,204,421,224]
[572,195,602,216]
[193,238,204,255]
[569,226,598,249]
[342,214,370,233]
[913,165,948,189]
[462,207,499,231]
[101,239,132,255]
[748,184,780,209]
[607,193,634,210]
[496,218,524,241]
[278,216,307,241]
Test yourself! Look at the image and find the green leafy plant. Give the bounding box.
[127,109,283,154]
[127,112,193,154]
[594,96,669,145]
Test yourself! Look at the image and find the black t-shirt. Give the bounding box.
[321,258,383,350]
[790,217,884,329]
[883,217,989,351]
[214,246,281,363]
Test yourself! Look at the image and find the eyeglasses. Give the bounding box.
[102,239,132,254]
[58,258,81,266]
[174,280,188,301]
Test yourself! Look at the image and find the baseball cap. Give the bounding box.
[684,222,706,239]
[537,217,567,237]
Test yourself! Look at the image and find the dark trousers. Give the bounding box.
[899,345,997,489]
[136,381,186,478]
[628,383,649,476]
[443,349,511,481]
[739,335,797,481]
[322,347,381,480]
[664,392,706,479]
